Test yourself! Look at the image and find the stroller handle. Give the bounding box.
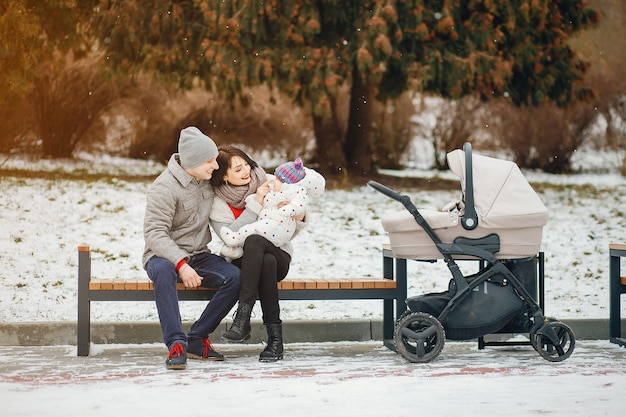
[368,180,445,248]
[367,180,411,205]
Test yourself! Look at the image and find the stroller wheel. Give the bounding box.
[531,321,575,362]
[394,312,445,363]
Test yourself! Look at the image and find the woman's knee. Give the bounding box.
[243,234,269,250]
[262,253,277,270]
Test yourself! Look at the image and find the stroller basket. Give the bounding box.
[405,256,538,340]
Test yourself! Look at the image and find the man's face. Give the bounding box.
[188,158,219,180]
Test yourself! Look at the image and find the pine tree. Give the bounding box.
[92,0,599,175]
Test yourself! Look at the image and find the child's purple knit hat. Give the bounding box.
[274,158,306,184]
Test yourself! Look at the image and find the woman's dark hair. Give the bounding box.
[210,145,259,187]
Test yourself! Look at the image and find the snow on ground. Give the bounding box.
[1,149,626,324]
[1,340,625,416]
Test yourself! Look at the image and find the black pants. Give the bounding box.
[232,235,291,324]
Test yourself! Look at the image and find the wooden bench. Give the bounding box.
[77,244,408,356]
[609,243,626,348]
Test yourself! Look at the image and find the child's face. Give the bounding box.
[270,178,282,191]
[224,156,252,186]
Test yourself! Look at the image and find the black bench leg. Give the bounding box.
[610,250,622,344]
[77,246,91,356]
[382,252,407,351]
[382,253,394,343]
[383,299,394,341]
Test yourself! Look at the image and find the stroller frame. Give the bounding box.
[369,143,575,363]
[476,251,545,349]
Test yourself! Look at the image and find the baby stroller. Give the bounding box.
[368,143,575,363]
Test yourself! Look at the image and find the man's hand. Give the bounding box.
[178,264,203,288]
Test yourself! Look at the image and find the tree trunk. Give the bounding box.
[311,113,348,177]
[344,69,377,176]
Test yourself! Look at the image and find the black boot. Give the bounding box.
[222,303,253,343]
[259,322,283,362]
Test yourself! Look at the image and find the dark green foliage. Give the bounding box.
[91,0,598,174]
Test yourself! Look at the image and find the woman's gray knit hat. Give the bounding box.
[178,126,218,168]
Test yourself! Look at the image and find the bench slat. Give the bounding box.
[124,279,138,290]
[315,280,329,290]
[326,278,342,289]
[89,277,396,291]
[137,281,151,291]
[277,280,293,290]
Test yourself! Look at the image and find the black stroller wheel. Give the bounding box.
[531,321,575,362]
[394,312,445,363]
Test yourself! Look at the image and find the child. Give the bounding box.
[219,158,325,259]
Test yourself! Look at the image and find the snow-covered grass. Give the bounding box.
[1,147,626,324]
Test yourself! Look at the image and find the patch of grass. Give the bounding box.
[94,201,110,209]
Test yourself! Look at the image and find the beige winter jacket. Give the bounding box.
[142,154,216,269]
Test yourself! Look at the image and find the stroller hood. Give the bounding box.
[447,149,548,229]
[380,145,547,259]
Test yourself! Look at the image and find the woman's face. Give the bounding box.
[224,155,252,186]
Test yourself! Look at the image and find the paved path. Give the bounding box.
[1,340,625,416]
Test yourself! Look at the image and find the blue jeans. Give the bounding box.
[146,252,241,349]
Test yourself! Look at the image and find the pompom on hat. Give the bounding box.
[178,126,218,168]
[274,158,306,184]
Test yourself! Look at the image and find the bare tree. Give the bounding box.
[30,59,116,158]
[492,100,596,173]
[426,97,484,170]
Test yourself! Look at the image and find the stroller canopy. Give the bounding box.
[447,149,548,229]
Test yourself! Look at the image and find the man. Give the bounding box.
[143,126,241,370]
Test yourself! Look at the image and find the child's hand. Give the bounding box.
[255,180,273,204]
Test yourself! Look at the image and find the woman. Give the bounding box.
[209,145,306,362]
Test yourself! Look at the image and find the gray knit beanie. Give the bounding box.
[178,126,218,168]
